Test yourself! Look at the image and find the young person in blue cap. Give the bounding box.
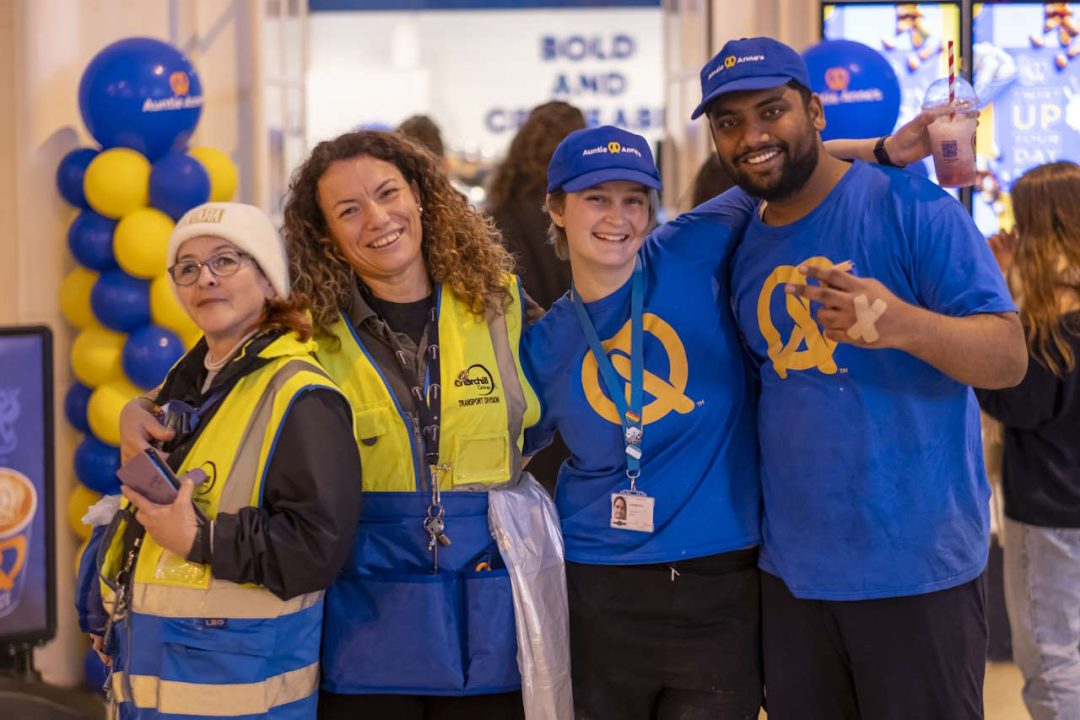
[522,124,763,718]
[688,36,1028,719]
[521,119,937,718]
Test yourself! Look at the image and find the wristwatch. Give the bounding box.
[873,136,902,168]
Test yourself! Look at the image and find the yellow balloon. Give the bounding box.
[114,208,174,278]
[71,325,125,387]
[149,272,200,341]
[60,267,99,328]
[68,484,102,541]
[87,378,141,446]
[84,148,150,218]
[189,146,239,202]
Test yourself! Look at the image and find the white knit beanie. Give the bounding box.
[167,202,290,299]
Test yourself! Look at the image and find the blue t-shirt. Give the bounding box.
[729,160,1017,600]
[523,189,760,565]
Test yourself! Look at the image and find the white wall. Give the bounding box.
[307,7,665,157]
[0,0,259,686]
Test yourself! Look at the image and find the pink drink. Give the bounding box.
[921,76,979,188]
[926,114,977,187]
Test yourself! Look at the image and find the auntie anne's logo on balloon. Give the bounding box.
[169,71,191,96]
[825,67,851,91]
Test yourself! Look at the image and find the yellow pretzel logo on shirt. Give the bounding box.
[582,313,696,425]
[757,256,842,379]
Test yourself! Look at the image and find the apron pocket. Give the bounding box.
[463,567,520,691]
[322,571,465,692]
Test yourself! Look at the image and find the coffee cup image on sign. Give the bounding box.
[0,468,37,618]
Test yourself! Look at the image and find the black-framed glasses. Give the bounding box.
[168,250,252,286]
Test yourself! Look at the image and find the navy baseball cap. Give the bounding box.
[546,126,662,194]
[690,37,812,120]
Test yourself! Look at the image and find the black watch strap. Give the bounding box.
[873,136,902,168]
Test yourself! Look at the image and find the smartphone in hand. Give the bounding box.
[117,449,181,505]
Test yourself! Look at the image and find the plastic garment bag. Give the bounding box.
[488,471,574,720]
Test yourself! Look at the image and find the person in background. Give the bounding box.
[978,161,1080,720]
[397,114,447,173]
[283,130,542,720]
[487,100,586,310]
[95,202,362,719]
[689,154,735,209]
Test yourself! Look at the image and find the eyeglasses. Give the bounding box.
[169,250,252,286]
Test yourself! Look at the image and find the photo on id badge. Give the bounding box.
[610,492,654,533]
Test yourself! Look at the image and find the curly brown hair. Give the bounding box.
[1009,161,1080,376]
[486,101,586,210]
[282,131,515,336]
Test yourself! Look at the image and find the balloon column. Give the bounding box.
[57,38,238,686]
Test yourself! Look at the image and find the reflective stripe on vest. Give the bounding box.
[110,661,318,717]
[317,276,539,492]
[104,334,341,717]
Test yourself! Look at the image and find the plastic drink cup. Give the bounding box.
[922,77,979,188]
[0,467,37,618]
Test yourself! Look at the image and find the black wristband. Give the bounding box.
[873,135,902,168]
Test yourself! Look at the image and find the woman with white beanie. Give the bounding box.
[86,202,361,719]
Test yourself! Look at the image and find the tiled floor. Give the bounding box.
[986,662,1028,720]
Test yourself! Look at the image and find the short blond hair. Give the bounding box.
[544,187,660,261]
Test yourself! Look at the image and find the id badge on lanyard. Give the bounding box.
[572,256,654,533]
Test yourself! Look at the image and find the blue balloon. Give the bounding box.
[65,383,94,434]
[150,153,211,221]
[802,39,901,142]
[56,148,100,209]
[68,211,119,272]
[123,325,185,390]
[74,436,121,495]
[90,270,151,332]
[84,647,109,695]
[78,38,203,161]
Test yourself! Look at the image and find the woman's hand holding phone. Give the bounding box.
[121,476,200,559]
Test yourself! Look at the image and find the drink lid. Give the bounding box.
[922,77,980,112]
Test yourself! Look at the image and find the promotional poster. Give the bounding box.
[0,328,53,644]
[972,2,1080,236]
[823,2,962,181]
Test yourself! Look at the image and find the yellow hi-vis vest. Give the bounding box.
[100,333,342,719]
[317,278,540,492]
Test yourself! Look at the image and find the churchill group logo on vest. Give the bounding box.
[581,313,697,425]
[756,256,843,379]
[456,364,498,407]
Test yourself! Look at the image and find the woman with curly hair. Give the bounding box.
[282,130,542,720]
[978,161,1080,720]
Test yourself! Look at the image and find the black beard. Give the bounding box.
[722,133,820,203]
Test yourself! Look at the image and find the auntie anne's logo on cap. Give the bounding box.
[708,53,767,80]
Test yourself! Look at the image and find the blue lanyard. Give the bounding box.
[572,257,645,491]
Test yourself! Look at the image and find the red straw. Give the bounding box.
[948,40,955,119]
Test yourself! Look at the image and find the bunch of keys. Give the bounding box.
[423,504,451,571]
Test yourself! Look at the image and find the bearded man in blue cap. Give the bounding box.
[685,36,1029,719]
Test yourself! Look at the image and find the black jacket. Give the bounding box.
[977,313,1080,527]
[155,331,362,599]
